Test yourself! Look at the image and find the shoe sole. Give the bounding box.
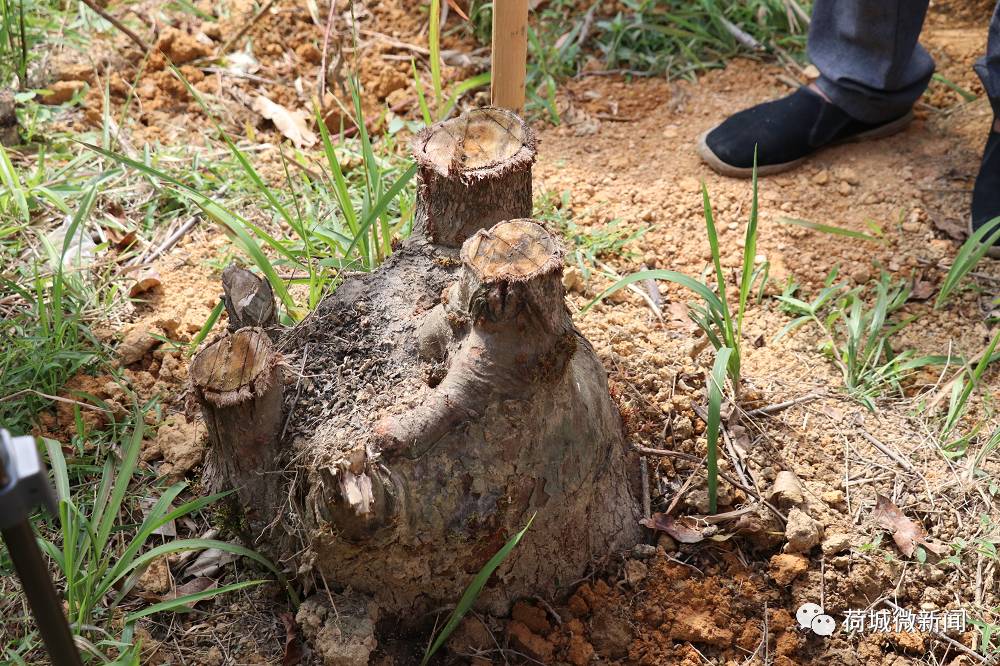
[695,110,916,179]
[966,218,1000,259]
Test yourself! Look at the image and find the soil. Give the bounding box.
[30,0,1000,664]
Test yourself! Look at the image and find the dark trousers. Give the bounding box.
[809,1,1000,122]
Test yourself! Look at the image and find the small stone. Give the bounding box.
[821,489,845,505]
[769,553,808,586]
[668,611,734,646]
[40,80,86,105]
[822,532,853,555]
[562,266,584,293]
[783,507,823,553]
[839,167,860,185]
[631,543,657,559]
[511,601,551,635]
[672,415,694,440]
[837,180,853,196]
[507,621,554,663]
[624,559,648,587]
[770,471,805,508]
[117,326,159,365]
[811,169,830,186]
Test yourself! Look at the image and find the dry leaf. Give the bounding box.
[129,269,162,298]
[769,471,804,508]
[909,275,935,302]
[253,95,316,148]
[281,612,304,666]
[173,577,217,607]
[640,513,705,543]
[138,496,176,537]
[931,216,967,242]
[872,494,947,557]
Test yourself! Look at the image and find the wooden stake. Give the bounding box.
[490,0,529,112]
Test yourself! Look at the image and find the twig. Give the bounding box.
[882,600,985,663]
[639,456,651,520]
[79,0,150,52]
[632,443,787,523]
[218,0,277,57]
[317,0,338,108]
[744,392,824,417]
[859,429,915,473]
[719,16,763,50]
[0,389,112,413]
[130,215,199,267]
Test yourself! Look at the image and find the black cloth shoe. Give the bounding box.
[697,87,913,177]
[971,130,1000,258]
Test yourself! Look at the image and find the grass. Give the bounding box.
[465,0,809,121]
[534,188,647,280]
[936,216,1000,308]
[421,514,533,665]
[586,159,763,394]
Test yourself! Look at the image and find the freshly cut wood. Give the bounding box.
[189,327,284,523]
[204,107,640,623]
[411,106,535,247]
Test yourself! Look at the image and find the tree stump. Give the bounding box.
[189,327,284,522]
[193,107,640,621]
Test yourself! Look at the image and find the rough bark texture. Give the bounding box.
[411,107,535,247]
[190,327,284,523]
[208,107,640,622]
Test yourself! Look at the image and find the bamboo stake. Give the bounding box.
[490,0,529,112]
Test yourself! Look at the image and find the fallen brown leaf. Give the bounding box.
[280,612,304,666]
[931,216,967,242]
[173,577,216,608]
[129,269,162,298]
[872,494,947,558]
[640,513,705,543]
[909,275,936,302]
[253,95,316,148]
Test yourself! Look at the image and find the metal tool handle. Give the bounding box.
[1,429,84,666]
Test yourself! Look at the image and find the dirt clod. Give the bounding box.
[783,507,823,553]
[769,553,809,586]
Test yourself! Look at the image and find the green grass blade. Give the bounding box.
[778,217,884,243]
[736,153,758,338]
[706,347,732,514]
[936,216,1000,307]
[421,515,535,665]
[124,580,267,623]
[94,419,144,552]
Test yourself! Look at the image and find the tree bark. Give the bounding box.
[411,107,535,247]
[189,327,284,524]
[210,107,640,623]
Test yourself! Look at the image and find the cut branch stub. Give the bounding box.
[411,107,536,247]
[376,219,572,456]
[190,327,283,525]
[221,264,277,333]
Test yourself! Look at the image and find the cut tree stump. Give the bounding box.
[193,106,640,622]
[189,327,284,523]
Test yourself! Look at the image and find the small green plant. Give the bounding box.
[4,414,287,662]
[586,160,762,394]
[412,0,490,124]
[776,271,940,410]
[421,515,534,664]
[940,330,1000,440]
[89,74,417,321]
[534,189,646,279]
[705,347,731,513]
[936,216,1000,307]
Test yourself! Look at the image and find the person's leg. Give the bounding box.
[810,0,934,124]
[698,0,930,177]
[971,1,1000,256]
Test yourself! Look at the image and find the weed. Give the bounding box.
[421,515,534,665]
[936,216,1000,308]
[777,271,941,410]
[534,188,646,279]
[1,413,287,663]
[586,160,763,394]
[706,347,731,513]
